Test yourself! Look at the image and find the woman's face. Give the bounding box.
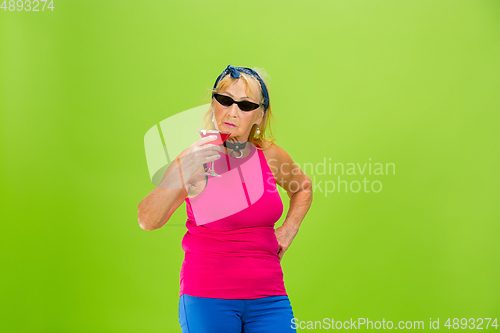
[213,78,264,142]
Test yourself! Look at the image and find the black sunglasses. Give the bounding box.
[213,93,262,112]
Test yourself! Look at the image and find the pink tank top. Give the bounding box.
[179,143,287,299]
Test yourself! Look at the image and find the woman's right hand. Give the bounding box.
[180,135,223,178]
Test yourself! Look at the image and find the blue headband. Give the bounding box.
[212,65,270,114]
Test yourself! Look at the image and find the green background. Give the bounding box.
[1,0,499,331]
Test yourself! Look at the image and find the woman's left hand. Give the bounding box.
[275,225,298,261]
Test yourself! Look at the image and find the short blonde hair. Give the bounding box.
[202,67,276,150]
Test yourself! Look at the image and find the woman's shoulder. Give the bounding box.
[260,142,295,180]
[261,141,288,162]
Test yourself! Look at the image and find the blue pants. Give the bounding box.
[178,294,297,332]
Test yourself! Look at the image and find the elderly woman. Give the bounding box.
[138,65,312,333]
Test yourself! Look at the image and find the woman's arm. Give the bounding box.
[138,136,222,231]
[264,144,313,260]
[138,149,191,231]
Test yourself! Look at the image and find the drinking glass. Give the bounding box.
[197,129,231,177]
